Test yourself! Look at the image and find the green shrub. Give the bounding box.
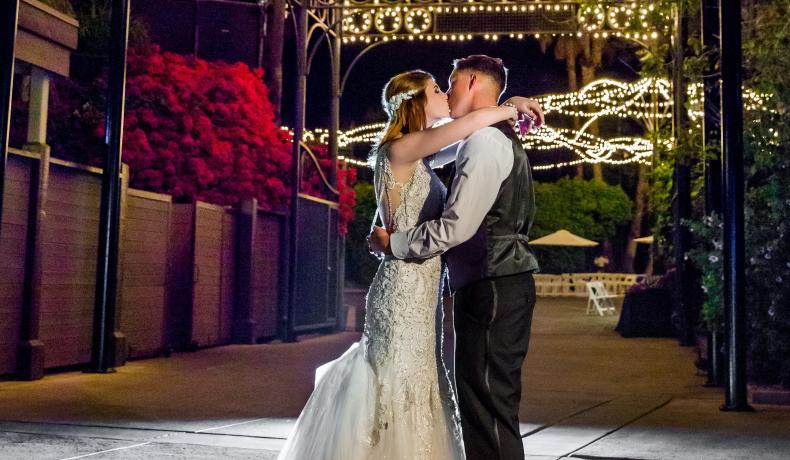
[532,177,632,273]
[742,0,790,388]
[345,182,379,286]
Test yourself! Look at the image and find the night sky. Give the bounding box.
[281,34,641,180]
[282,34,640,130]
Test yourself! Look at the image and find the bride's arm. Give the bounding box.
[388,105,516,166]
[389,96,544,166]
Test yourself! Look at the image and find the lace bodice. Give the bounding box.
[372,142,446,234]
[361,143,463,459]
[277,142,464,460]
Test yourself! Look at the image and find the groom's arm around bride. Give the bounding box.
[369,54,542,460]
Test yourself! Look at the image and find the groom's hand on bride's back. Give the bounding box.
[367,226,392,257]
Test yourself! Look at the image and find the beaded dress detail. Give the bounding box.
[277,142,465,460]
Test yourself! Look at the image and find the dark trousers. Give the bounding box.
[453,271,536,460]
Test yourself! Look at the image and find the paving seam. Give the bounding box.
[561,396,675,459]
[58,442,154,460]
[2,423,281,460]
[194,417,272,433]
[0,419,285,440]
[2,425,200,459]
[563,455,649,460]
[521,398,617,438]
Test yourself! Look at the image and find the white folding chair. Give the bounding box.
[546,275,563,297]
[533,274,548,297]
[569,274,583,297]
[561,274,574,297]
[535,274,563,297]
[605,273,620,295]
[586,281,618,316]
[619,274,638,295]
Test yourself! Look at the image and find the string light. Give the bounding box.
[606,5,636,30]
[577,5,606,32]
[343,9,373,34]
[340,2,664,44]
[285,123,656,170]
[338,155,370,167]
[686,83,772,121]
[536,78,674,134]
[284,78,771,170]
[374,8,402,34]
[404,8,431,34]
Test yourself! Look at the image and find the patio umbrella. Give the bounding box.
[529,229,599,247]
[633,235,654,244]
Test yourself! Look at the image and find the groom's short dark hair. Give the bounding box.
[452,55,508,96]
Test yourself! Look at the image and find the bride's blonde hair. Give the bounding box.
[371,70,434,159]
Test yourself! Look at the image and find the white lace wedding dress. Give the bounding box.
[277,143,465,460]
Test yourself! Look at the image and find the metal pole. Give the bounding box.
[702,0,722,216]
[671,4,695,347]
[328,11,341,188]
[330,10,343,330]
[285,0,308,342]
[701,0,724,388]
[0,0,20,239]
[719,0,752,412]
[89,0,131,373]
[264,0,286,122]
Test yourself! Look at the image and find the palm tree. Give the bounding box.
[539,35,605,181]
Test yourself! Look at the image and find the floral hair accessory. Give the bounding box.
[385,88,421,116]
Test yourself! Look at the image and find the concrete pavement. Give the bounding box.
[1,296,788,459]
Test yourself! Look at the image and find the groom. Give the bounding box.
[369,55,542,459]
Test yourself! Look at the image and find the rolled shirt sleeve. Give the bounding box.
[390,127,514,260]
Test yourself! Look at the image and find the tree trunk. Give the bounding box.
[563,38,578,92]
[623,163,650,272]
[263,0,285,123]
[581,37,604,181]
[559,38,585,179]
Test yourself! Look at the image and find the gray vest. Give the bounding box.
[445,121,540,291]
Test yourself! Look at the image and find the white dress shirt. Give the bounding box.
[390,127,514,259]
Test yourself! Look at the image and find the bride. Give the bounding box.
[277,69,541,460]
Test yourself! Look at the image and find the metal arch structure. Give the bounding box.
[284,0,670,193]
[284,0,345,341]
[334,0,581,41]
[282,0,662,340]
[280,0,658,340]
[283,0,751,412]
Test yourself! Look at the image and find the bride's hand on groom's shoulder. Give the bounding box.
[367,226,392,258]
[502,96,545,129]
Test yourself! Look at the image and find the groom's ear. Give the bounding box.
[468,74,476,91]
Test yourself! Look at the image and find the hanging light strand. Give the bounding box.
[286,77,770,169]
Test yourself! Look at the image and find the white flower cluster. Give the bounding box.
[385,89,420,116]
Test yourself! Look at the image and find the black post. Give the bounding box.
[89,0,131,373]
[330,10,343,329]
[701,0,724,387]
[234,198,258,344]
[705,329,725,387]
[328,13,340,188]
[672,4,695,347]
[702,0,722,216]
[719,0,752,412]
[0,0,20,237]
[285,0,308,342]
